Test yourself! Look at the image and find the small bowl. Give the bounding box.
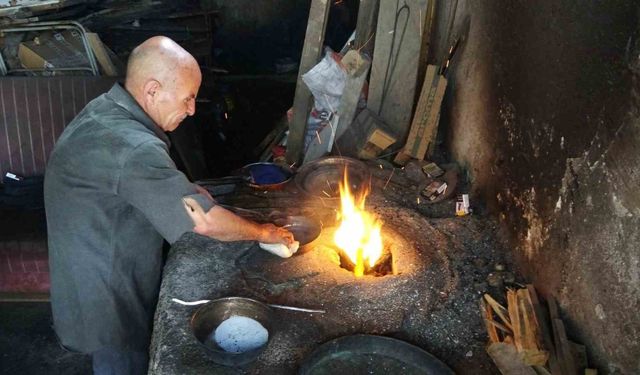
[190,297,274,367]
[273,215,322,247]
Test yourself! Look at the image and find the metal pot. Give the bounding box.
[190,297,274,367]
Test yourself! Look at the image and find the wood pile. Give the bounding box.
[481,285,597,375]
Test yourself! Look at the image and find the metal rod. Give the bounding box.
[267,304,326,314]
[172,298,326,313]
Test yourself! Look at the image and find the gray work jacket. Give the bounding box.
[44,83,212,353]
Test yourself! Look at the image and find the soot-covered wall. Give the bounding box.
[436,1,639,373]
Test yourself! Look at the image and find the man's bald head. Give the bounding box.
[124,36,202,132]
[125,36,199,91]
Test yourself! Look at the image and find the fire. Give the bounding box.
[333,170,383,277]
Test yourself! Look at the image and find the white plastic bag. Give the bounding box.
[302,48,346,112]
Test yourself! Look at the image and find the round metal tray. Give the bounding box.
[299,334,455,375]
[294,156,370,199]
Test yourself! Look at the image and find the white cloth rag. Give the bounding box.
[258,241,300,258]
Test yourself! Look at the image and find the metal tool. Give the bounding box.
[172,298,326,314]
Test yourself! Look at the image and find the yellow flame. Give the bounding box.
[333,170,383,277]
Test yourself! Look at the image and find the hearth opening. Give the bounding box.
[336,238,394,277]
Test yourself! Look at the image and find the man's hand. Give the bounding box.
[182,197,296,248]
[258,223,294,246]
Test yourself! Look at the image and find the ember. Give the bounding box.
[333,169,383,277]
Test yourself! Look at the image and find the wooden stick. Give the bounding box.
[484,293,513,330]
[507,289,523,352]
[480,297,500,343]
[485,318,512,335]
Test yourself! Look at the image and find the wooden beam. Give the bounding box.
[548,296,578,375]
[486,343,537,375]
[367,0,429,142]
[334,51,371,141]
[286,0,332,165]
[527,285,561,374]
[484,293,513,330]
[354,0,380,56]
[86,33,119,77]
[507,289,523,352]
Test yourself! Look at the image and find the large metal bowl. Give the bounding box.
[294,156,370,199]
[190,297,274,367]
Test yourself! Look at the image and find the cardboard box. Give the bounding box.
[18,30,90,71]
[358,128,396,159]
[394,65,447,165]
[336,108,397,160]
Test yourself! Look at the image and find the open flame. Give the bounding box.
[333,170,383,277]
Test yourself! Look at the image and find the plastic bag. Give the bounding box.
[302,47,346,113]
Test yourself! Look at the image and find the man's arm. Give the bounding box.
[182,197,294,245]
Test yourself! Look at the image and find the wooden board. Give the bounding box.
[394,64,447,164]
[354,0,380,56]
[336,108,393,158]
[548,297,578,375]
[86,33,119,77]
[480,297,500,343]
[526,285,561,374]
[367,0,429,141]
[487,342,537,375]
[286,0,332,164]
[334,51,371,141]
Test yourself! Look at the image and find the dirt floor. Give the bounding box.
[0,302,91,375]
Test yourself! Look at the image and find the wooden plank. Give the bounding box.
[86,33,119,77]
[480,297,500,344]
[569,341,587,373]
[517,289,549,366]
[394,64,447,164]
[507,289,523,352]
[480,297,500,343]
[367,0,429,142]
[418,0,437,81]
[484,293,513,330]
[548,296,577,375]
[255,115,288,160]
[334,50,371,141]
[286,0,331,165]
[526,285,561,374]
[584,369,597,375]
[486,342,537,375]
[551,318,577,375]
[354,0,380,56]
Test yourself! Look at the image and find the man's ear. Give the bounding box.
[142,79,161,105]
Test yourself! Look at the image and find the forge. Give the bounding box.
[147,192,494,374]
[238,203,454,337]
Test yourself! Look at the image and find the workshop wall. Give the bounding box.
[199,0,312,72]
[435,1,640,373]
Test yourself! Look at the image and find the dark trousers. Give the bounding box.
[92,347,149,375]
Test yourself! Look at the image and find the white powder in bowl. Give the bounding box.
[209,315,269,353]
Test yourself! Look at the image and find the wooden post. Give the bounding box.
[354,0,380,56]
[367,0,429,142]
[286,0,331,165]
[334,51,371,141]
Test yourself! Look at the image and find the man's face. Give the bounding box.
[149,67,202,132]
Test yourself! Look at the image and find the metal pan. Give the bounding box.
[197,162,294,192]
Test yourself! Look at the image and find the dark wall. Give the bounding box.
[436,0,639,373]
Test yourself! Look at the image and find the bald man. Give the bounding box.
[44,36,293,375]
